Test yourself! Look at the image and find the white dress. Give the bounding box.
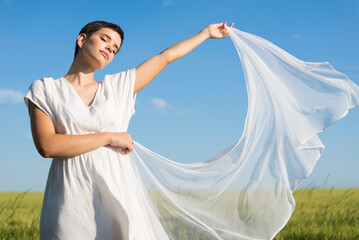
[24,69,169,240]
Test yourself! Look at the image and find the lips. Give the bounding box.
[100,51,109,60]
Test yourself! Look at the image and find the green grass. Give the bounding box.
[275,188,359,240]
[0,188,358,239]
[0,191,42,239]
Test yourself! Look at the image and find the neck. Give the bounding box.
[63,54,98,86]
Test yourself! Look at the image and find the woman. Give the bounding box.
[25,20,234,239]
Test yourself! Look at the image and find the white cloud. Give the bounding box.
[162,0,174,6]
[174,108,194,117]
[290,34,303,40]
[148,98,193,116]
[0,88,24,104]
[151,98,171,110]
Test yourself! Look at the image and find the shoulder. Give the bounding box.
[28,77,57,93]
[105,68,136,83]
[103,68,136,97]
[24,77,58,120]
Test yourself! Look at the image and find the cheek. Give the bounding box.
[82,41,96,54]
[87,38,102,51]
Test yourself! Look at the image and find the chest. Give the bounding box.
[70,82,100,107]
[49,78,131,134]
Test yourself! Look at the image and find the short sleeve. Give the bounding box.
[24,79,56,122]
[109,68,137,115]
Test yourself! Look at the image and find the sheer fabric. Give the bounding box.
[129,27,359,239]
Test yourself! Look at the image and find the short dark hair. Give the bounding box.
[74,21,124,57]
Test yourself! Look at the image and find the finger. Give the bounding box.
[119,144,132,154]
[223,22,228,31]
[120,147,127,154]
[229,22,234,27]
[214,22,225,28]
[125,147,131,155]
[211,23,220,27]
[128,144,134,152]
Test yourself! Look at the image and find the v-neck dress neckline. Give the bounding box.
[61,77,101,108]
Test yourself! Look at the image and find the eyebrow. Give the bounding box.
[101,33,120,53]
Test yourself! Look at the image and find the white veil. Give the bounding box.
[129,27,359,239]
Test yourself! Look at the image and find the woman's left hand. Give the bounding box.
[203,21,235,39]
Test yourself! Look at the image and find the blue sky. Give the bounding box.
[0,0,358,191]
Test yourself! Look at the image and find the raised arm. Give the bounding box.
[134,21,234,94]
[28,101,134,158]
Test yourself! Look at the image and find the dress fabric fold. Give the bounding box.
[24,27,359,240]
[130,27,359,240]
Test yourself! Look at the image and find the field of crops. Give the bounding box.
[0,188,358,239]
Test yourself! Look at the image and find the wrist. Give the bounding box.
[103,132,112,146]
[200,27,210,39]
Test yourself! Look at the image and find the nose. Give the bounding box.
[105,45,113,54]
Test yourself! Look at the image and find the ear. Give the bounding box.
[77,33,87,49]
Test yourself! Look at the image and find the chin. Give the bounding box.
[100,63,109,70]
[88,54,108,70]
[93,60,107,70]
[99,58,110,69]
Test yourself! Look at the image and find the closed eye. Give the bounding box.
[100,35,117,54]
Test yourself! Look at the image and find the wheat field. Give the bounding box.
[0,188,358,239]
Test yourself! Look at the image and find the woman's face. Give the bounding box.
[78,27,122,70]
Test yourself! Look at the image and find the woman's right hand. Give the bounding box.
[107,132,134,155]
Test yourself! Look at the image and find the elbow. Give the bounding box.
[159,50,174,64]
[38,147,51,158]
[36,143,53,158]
[40,151,52,158]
